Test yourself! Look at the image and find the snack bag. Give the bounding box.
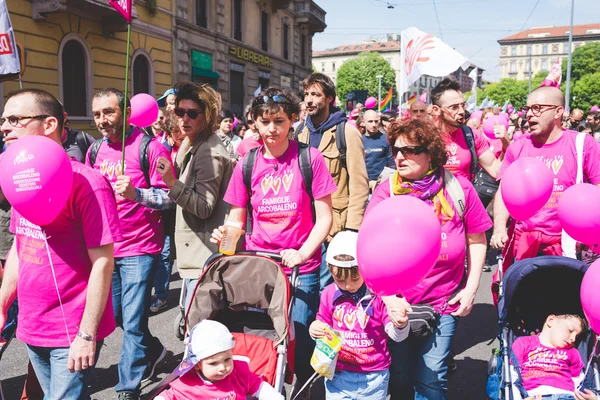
[310,326,343,378]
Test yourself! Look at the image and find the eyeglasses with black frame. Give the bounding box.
[521,104,560,117]
[392,145,428,158]
[0,115,50,127]
[174,108,205,119]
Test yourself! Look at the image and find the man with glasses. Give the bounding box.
[431,78,501,181]
[87,88,175,400]
[491,87,600,284]
[0,89,122,399]
[410,100,428,121]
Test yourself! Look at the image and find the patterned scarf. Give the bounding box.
[391,168,455,225]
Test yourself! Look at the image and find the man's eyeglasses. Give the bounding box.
[0,115,49,127]
[392,145,427,158]
[522,104,560,117]
[441,102,468,113]
[255,95,291,105]
[174,108,204,119]
[411,109,427,114]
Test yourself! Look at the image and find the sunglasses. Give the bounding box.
[392,145,427,158]
[255,94,291,105]
[174,108,204,119]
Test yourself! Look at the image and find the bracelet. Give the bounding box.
[76,329,97,342]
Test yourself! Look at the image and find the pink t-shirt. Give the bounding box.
[367,174,492,312]
[236,137,263,158]
[10,161,122,347]
[86,128,172,257]
[317,284,393,373]
[486,136,504,159]
[498,130,600,236]
[224,141,337,274]
[443,127,490,179]
[157,360,264,400]
[512,335,584,392]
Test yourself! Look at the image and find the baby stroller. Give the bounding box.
[0,301,18,400]
[150,251,298,397]
[487,256,600,399]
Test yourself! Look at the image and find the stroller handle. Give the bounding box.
[236,250,283,263]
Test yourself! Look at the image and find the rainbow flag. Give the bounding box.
[380,86,393,111]
[406,93,417,105]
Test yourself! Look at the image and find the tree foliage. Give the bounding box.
[336,52,396,100]
[472,72,546,110]
[572,72,600,112]
[561,42,600,83]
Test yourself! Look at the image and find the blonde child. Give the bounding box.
[512,314,598,400]
[155,320,283,400]
[309,231,409,400]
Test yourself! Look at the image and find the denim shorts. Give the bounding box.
[325,369,390,400]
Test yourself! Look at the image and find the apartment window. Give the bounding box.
[321,62,325,72]
[261,11,269,51]
[283,23,289,60]
[301,34,307,66]
[233,0,242,41]
[541,58,548,71]
[60,38,90,117]
[196,0,207,28]
[332,62,336,71]
[511,47,516,56]
[542,45,548,54]
[563,43,570,53]
[527,46,532,55]
[230,63,245,116]
[132,54,151,95]
[552,44,559,53]
[510,61,516,73]
[259,71,270,90]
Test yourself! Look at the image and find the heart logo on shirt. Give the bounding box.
[282,172,294,192]
[333,307,344,328]
[261,175,273,195]
[107,164,115,180]
[343,310,357,330]
[551,158,563,175]
[448,143,458,156]
[99,160,108,176]
[115,163,123,177]
[357,309,370,330]
[271,177,281,195]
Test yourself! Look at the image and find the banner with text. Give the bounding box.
[0,0,20,78]
[109,0,132,23]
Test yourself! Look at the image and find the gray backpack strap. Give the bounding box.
[444,169,466,222]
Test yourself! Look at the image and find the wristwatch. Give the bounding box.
[76,330,97,341]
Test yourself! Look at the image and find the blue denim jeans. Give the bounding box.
[319,242,333,294]
[325,369,390,400]
[153,235,173,300]
[389,314,459,400]
[289,271,320,386]
[26,341,102,400]
[112,254,161,393]
[184,278,198,313]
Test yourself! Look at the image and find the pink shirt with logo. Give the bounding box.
[157,360,264,400]
[498,130,600,236]
[367,174,492,312]
[10,161,122,347]
[443,127,490,179]
[512,335,584,392]
[86,128,172,257]
[317,284,395,373]
[224,141,337,274]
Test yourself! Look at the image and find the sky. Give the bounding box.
[312,0,600,82]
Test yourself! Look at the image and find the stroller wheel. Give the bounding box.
[174,312,185,341]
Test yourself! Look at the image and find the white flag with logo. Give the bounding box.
[0,0,20,77]
[399,27,471,95]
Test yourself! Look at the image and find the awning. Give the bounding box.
[192,67,220,80]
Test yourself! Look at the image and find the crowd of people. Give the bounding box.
[0,70,599,400]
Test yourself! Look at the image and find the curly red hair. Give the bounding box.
[387,119,448,170]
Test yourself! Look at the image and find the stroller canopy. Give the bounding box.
[497,256,588,335]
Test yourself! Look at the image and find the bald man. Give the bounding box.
[568,108,584,130]
[491,87,600,288]
[362,109,395,188]
[410,100,428,121]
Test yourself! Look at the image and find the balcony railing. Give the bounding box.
[295,1,326,33]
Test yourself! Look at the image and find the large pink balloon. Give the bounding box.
[0,136,73,226]
[482,115,508,140]
[581,260,600,333]
[558,184,600,246]
[501,157,553,221]
[364,97,377,109]
[130,93,159,127]
[357,196,442,296]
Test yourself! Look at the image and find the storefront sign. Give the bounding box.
[280,76,291,88]
[191,50,213,70]
[230,46,272,68]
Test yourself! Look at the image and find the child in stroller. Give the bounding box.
[155,320,283,400]
[512,313,596,400]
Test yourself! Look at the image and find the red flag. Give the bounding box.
[109,0,132,23]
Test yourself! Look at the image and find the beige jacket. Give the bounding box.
[296,121,369,240]
[168,132,233,279]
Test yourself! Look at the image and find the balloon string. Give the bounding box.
[577,334,599,391]
[42,229,72,346]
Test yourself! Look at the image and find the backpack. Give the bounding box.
[375,167,466,221]
[242,143,315,229]
[88,132,154,188]
[294,120,347,169]
[460,125,478,181]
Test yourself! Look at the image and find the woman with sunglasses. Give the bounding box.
[211,88,337,398]
[367,120,491,400]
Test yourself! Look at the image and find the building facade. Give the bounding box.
[173,0,326,116]
[2,0,173,134]
[498,24,600,80]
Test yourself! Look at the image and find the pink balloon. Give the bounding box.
[357,196,442,296]
[501,157,553,221]
[517,111,523,117]
[470,110,483,122]
[591,105,599,113]
[482,115,508,139]
[581,260,600,333]
[0,136,73,226]
[130,93,159,127]
[365,97,377,109]
[558,184,600,246]
[499,112,509,122]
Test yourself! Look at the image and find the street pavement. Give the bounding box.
[0,266,499,399]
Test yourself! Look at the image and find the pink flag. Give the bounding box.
[540,58,562,89]
[109,0,132,23]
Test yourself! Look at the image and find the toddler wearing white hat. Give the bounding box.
[155,320,283,399]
